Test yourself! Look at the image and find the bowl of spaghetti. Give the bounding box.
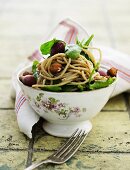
[17,36,117,137]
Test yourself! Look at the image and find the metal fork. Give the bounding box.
[25,129,88,170]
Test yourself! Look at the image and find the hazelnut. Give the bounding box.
[50,62,62,74]
[107,67,118,77]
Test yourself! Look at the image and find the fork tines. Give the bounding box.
[49,129,88,162]
[24,128,88,170]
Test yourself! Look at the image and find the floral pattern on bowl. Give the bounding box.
[31,93,82,119]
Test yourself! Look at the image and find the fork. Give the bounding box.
[25,129,88,170]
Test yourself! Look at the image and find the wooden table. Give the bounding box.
[0,0,130,169]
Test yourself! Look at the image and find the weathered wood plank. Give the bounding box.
[32,151,130,170]
[0,79,14,108]
[34,111,130,152]
[0,150,27,170]
[0,110,29,149]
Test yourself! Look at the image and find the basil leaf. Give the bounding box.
[42,86,62,92]
[40,39,58,55]
[89,77,115,90]
[65,45,81,59]
[32,60,39,79]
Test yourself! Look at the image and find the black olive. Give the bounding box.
[51,41,65,56]
[20,75,36,86]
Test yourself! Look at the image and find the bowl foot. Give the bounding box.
[42,120,92,137]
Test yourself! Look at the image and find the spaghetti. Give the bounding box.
[32,46,103,89]
[19,37,117,91]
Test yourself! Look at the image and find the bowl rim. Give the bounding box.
[17,64,117,94]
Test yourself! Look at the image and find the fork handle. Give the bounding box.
[24,159,52,170]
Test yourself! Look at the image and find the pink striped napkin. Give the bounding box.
[11,18,130,138]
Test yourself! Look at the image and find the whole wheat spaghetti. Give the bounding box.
[32,46,102,88]
[20,37,117,91]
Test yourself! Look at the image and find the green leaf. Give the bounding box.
[62,85,78,92]
[76,37,83,47]
[42,86,62,92]
[76,34,94,48]
[32,60,39,73]
[77,84,85,91]
[89,77,115,90]
[40,39,58,55]
[32,60,39,79]
[80,51,90,61]
[84,34,94,46]
[88,61,100,84]
[62,85,86,92]
[65,45,81,59]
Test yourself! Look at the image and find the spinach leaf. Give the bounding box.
[77,84,85,91]
[62,85,78,92]
[80,51,90,61]
[42,86,62,92]
[32,60,39,79]
[80,51,95,68]
[65,45,81,59]
[40,39,59,55]
[89,77,115,90]
[62,85,86,92]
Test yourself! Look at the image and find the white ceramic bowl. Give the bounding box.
[17,65,117,137]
